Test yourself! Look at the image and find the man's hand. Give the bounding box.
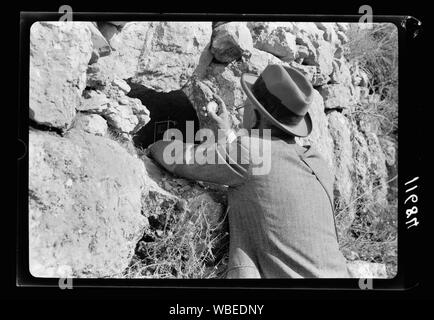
[202,94,232,132]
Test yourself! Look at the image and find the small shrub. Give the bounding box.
[123,198,229,279]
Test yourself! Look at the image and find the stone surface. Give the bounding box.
[112,78,131,94]
[379,137,397,167]
[347,260,388,278]
[78,90,110,113]
[73,113,108,136]
[84,66,151,135]
[315,22,339,43]
[134,22,212,91]
[318,84,354,110]
[87,22,111,56]
[29,129,148,278]
[211,22,253,63]
[253,26,297,60]
[103,98,150,134]
[330,59,352,84]
[30,22,93,129]
[327,111,355,232]
[95,22,212,92]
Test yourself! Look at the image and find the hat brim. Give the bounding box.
[241,73,312,138]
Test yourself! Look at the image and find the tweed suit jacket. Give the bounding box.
[150,133,350,278]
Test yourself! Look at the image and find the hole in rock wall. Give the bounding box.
[127,81,200,149]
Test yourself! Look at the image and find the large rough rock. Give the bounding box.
[29,129,149,278]
[210,22,253,63]
[319,84,354,110]
[77,90,110,113]
[30,22,93,129]
[250,25,297,61]
[327,112,355,233]
[96,22,212,92]
[83,69,151,135]
[73,113,108,136]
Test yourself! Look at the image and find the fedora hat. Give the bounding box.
[240,64,314,137]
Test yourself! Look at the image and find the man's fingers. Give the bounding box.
[207,109,220,122]
[213,94,227,112]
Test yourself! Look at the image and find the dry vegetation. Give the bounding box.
[340,23,398,277]
[123,197,229,278]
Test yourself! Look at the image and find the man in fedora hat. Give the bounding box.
[148,64,350,278]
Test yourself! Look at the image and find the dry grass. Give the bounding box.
[337,176,398,277]
[345,23,398,141]
[122,197,229,279]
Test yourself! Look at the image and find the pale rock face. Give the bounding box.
[351,125,389,213]
[379,137,397,167]
[252,26,297,60]
[73,113,108,136]
[327,112,355,233]
[347,260,388,278]
[134,22,212,91]
[247,21,297,35]
[315,22,339,43]
[241,47,287,75]
[330,59,352,84]
[29,22,93,129]
[112,78,131,94]
[103,98,150,134]
[318,84,354,110]
[312,40,335,81]
[29,129,148,278]
[294,22,325,40]
[288,62,317,84]
[336,30,349,44]
[336,23,350,32]
[210,22,254,63]
[87,22,111,57]
[102,22,153,79]
[84,66,151,135]
[77,90,110,113]
[96,22,212,92]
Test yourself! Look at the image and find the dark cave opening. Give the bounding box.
[127,80,200,149]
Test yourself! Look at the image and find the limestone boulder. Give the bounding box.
[94,22,212,92]
[318,84,354,110]
[73,113,108,136]
[77,90,110,113]
[210,22,254,63]
[252,26,297,61]
[30,22,93,129]
[327,111,355,232]
[29,129,148,278]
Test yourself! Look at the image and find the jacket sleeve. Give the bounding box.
[148,135,250,187]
